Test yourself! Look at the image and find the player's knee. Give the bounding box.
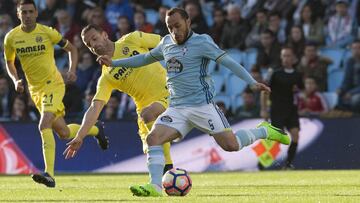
[56,128,70,140]
[146,132,161,146]
[140,109,156,124]
[222,142,239,152]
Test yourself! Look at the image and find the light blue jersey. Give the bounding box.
[149,32,226,107]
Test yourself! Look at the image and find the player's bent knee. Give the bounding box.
[221,142,239,152]
[140,110,156,124]
[146,133,162,146]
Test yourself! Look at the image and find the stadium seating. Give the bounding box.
[243,48,258,71]
[226,74,248,96]
[213,94,231,110]
[212,73,226,93]
[145,9,159,25]
[327,69,345,92]
[322,92,339,110]
[231,93,244,113]
[319,48,345,73]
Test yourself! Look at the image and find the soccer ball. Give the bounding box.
[162,168,192,196]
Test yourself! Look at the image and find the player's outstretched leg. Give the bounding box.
[94,121,109,150]
[257,121,290,145]
[31,172,55,188]
[130,183,163,197]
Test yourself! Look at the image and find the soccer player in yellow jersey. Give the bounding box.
[3,0,108,187]
[63,24,174,172]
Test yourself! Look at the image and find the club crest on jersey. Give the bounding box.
[166,57,183,73]
[122,47,130,55]
[35,36,43,43]
[160,115,173,123]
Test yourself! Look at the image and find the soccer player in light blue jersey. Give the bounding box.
[97,8,290,197]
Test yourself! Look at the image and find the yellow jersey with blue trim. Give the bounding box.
[3,23,66,92]
[94,31,169,110]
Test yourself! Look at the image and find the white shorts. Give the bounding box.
[154,102,232,141]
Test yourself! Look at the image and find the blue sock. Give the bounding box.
[235,127,267,150]
[147,145,164,188]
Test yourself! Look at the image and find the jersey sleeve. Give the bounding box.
[149,37,164,61]
[45,26,68,47]
[3,32,15,61]
[93,74,114,103]
[202,35,226,62]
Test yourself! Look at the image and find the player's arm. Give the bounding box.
[64,99,105,159]
[218,55,270,93]
[98,37,164,67]
[5,60,24,93]
[98,52,157,68]
[60,39,78,83]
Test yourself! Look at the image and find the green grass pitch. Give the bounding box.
[1,170,360,202]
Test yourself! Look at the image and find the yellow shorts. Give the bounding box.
[30,81,65,118]
[137,96,169,152]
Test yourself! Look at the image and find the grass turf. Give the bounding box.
[0,170,360,202]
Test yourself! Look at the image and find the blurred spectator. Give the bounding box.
[297,77,329,116]
[0,0,16,20]
[215,101,233,119]
[235,88,260,118]
[134,10,153,33]
[245,8,268,48]
[60,69,83,119]
[286,25,305,63]
[337,40,360,113]
[184,1,209,34]
[72,34,89,57]
[238,0,263,20]
[76,52,98,93]
[105,0,134,32]
[209,7,226,45]
[268,11,287,44]
[10,95,33,121]
[64,0,91,26]
[131,0,162,10]
[297,42,332,91]
[37,0,61,26]
[154,5,169,37]
[326,0,355,48]
[263,0,289,15]
[115,16,133,39]
[256,29,281,70]
[83,85,96,111]
[0,14,13,72]
[55,9,81,43]
[87,7,114,40]
[299,4,325,45]
[104,94,121,120]
[0,75,15,119]
[118,93,137,120]
[220,4,250,50]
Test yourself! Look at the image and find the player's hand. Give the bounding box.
[63,136,83,159]
[96,55,112,66]
[65,71,77,83]
[15,79,24,93]
[250,82,271,93]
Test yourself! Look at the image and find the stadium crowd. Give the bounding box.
[1,0,360,121]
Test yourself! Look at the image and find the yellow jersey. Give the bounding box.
[3,23,65,92]
[94,31,169,110]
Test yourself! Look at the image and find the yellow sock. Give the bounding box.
[163,142,173,165]
[145,120,173,165]
[40,128,55,177]
[67,123,99,139]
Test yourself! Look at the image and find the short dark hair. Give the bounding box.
[81,24,104,37]
[281,46,295,54]
[166,7,189,20]
[17,0,36,9]
[353,39,360,45]
[261,29,275,37]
